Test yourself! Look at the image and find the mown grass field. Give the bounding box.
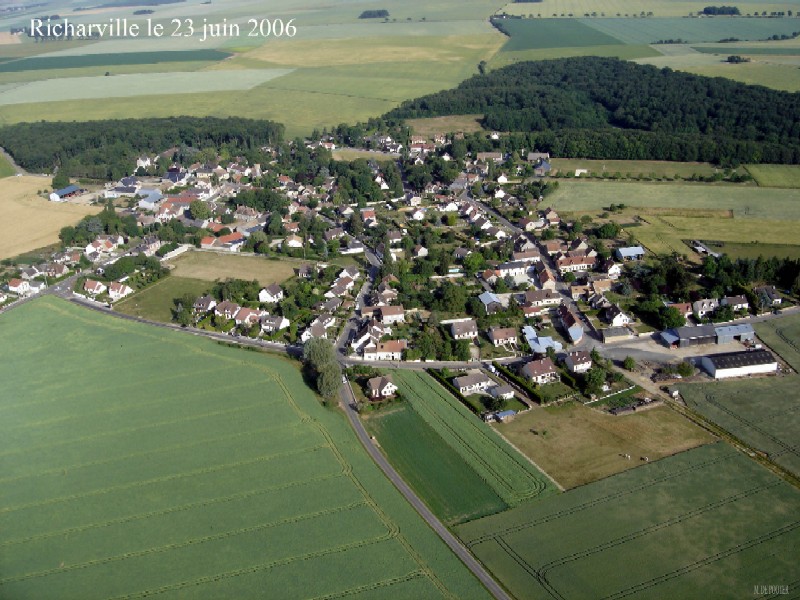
[703,241,800,260]
[167,251,303,285]
[0,297,490,599]
[0,176,99,260]
[746,164,800,188]
[495,401,713,489]
[114,275,210,323]
[365,404,508,525]
[392,370,554,506]
[457,442,800,600]
[0,152,13,178]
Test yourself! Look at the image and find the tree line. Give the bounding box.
[384,57,800,165]
[0,117,284,180]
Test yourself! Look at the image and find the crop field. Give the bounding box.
[0,50,232,73]
[406,115,485,137]
[457,442,800,600]
[0,176,99,260]
[0,69,292,106]
[495,401,713,489]
[755,314,800,371]
[365,404,508,525]
[641,55,800,91]
[166,251,304,285]
[500,1,800,18]
[0,2,505,136]
[392,370,554,506]
[114,275,210,322]
[746,164,800,188]
[0,297,490,599]
[580,16,800,45]
[550,158,719,178]
[679,378,800,477]
[495,18,623,50]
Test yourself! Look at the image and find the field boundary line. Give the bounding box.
[489,425,565,492]
[309,571,426,600]
[0,472,347,548]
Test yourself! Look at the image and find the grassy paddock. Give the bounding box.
[549,158,719,178]
[754,314,800,372]
[457,442,800,600]
[495,401,713,489]
[166,251,303,285]
[704,241,800,260]
[0,152,13,178]
[746,164,800,188]
[364,403,508,525]
[0,176,99,260]
[392,370,554,506]
[679,376,800,477]
[406,115,485,137]
[114,276,210,322]
[0,297,490,600]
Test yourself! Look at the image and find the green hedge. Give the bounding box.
[493,362,543,404]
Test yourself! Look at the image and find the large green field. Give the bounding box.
[496,19,623,50]
[500,1,800,18]
[365,404,508,525]
[754,313,800,372]
[457,442,800,600]
[0,298,490,599]
[746,164,800,188]
[391,370,554,506]
[115,275,210,322]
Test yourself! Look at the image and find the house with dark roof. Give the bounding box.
[452,373,493,395]
[367,376,398,399]
[521,358,560,384]
[451,319,478,340]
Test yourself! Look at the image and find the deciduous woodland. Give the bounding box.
[385,57,800,165]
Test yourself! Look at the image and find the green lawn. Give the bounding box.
[457,442,800,600]
[754,314,800,372]
[0,297,490,599]
[678,376,800,477]
[703,241,800,260]
[392,370,554,506]
[365,404,508,525]
[746,164,800,188]
[115,275,209,323]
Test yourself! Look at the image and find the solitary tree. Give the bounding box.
[623,356,637,371]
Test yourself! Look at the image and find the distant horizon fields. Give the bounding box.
[2,1,800,132]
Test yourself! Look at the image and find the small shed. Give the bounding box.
[496,410,517,422]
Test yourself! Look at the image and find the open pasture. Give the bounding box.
[365,404,508,525]
[701,241,800,260]
[406,115,485,137]
[678,376,800,477]
[392,370,554,506]
[0,176,99,260]
[114,275,210,323]
[166,250,303,285]
[495,401,713,489]
[0,152,13,178]
[457,442,800,600]
[0,297,489,600]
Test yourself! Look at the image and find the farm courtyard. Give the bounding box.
[0,297,487,599]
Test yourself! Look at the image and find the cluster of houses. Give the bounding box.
[191,283,290,335]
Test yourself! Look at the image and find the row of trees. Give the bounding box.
[303,338,342,404]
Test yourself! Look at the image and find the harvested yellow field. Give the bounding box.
[406,114,485,137]
[0,176,99,259]
[167,250,304,284]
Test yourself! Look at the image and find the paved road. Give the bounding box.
[339,379,511,600]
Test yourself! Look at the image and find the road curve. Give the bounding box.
[339,379,512,600]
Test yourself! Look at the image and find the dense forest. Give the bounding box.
[384,57,800,164]
[0,117,284,180]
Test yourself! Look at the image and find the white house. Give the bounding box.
[108,281,133,301]
[379,305,405,325]
[83,279,107,296]
[7,278,30,296]
[259,284,284,304]
[367,376,398,399]
[700,350,777,379]
[564,350,592,374]
[452,373,493,395]
[521,358,560,384]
